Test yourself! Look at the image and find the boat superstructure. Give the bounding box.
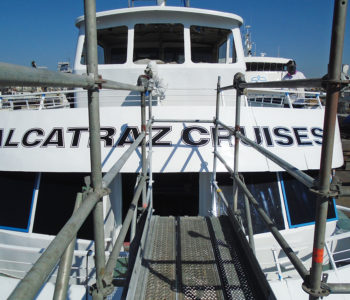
[0,1,350,300]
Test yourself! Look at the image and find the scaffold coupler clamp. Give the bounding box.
[302,274,330,298]
[95,75,105,89]
[309,179,339,199]
[89,280,115,298]
[321,74,350,91]
[233,72,246,95]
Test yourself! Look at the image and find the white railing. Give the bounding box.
[0,90,72,110]
[247,88,323,109]
[325,230,350,270]
[1,88,325,110]
[259,230,350,281]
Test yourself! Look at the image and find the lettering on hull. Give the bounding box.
[0,125,323,149]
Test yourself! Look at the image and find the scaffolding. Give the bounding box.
[0,0,349,299]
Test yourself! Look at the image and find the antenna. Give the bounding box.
[244,25,253,56]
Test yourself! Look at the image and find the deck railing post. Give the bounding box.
[212,76,221,215]
[83,0,106,299]
[53,193,83,300]
[308,0,348,298]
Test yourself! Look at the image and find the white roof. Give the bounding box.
[244,56,291,64]
[75,6,243,27]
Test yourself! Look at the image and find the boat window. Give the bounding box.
[276,63,285,71]
[0,171,36,232]
[280,172,337,227]
[246,62,251,71]
[245,62,288,72]
[133,23,184,64]
[190,26,236,63]
[80,26,128,65]
[249,62,258,71]
[33,173,93,240]
[257,62,264,71]
[217,172,284,234]
[263,62,271,71]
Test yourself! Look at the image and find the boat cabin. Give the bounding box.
[244,56,290,82]
[74,6,246,106]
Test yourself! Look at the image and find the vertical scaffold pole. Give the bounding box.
[141,92,147,208]
[148,92,154,209]
[212,76,221,215]
[84,0,106,299]
[53,193,83,300]
[233,77,243,212]
[308,0,348,298]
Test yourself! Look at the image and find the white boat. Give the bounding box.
[0,1,349,299]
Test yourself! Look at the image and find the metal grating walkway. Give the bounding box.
[128,216,275,300]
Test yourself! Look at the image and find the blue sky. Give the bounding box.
[0,0,349,78]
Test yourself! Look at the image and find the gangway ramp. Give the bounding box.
[126,215,275,299]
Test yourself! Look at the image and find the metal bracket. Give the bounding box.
[320,273,329,299]
[309,176,343,199]
[82,176,110,197]
[95,75,105,89]
[82,73,99,90]
[233,72,246,94]
[309,186,339,199]
[100,187,111,197]
[321,74,350,91]
[89,280,115,297]
[137,74,150,91]
[302,275,331,298]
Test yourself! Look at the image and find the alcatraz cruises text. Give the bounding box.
[0,125,323,148]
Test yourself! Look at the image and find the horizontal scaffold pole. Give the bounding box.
[0,62,144,92]
[99,78,145,92]
[154,118,214,123]
[327,283,350,294]
[0,62,94,89]
[219,78,350,91]
[215,120,316,188]
[8,188,108,300]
